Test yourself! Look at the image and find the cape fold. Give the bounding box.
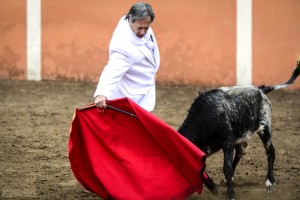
[68,97,206,200]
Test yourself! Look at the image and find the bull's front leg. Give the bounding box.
[222,141,236,200]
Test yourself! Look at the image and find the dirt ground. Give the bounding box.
[0,79,299,200]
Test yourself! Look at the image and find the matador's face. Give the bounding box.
[129,16,152,38]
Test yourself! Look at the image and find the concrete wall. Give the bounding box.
[0,0,300,89]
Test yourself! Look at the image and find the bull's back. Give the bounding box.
[219,86,271,137]
[179,86,271,153]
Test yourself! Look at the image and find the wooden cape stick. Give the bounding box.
[78,103,137,118]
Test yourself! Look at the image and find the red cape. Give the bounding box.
[69,97,206,200]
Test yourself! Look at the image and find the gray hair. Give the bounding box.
[125,2,155,23]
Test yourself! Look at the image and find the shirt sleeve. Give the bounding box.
[94,49,131,98]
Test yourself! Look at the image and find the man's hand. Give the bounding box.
[95,95,107,108]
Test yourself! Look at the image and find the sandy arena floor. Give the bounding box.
[0,80,299,200]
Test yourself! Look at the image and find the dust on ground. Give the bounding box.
[0,80,299,200]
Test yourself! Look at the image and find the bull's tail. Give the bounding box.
[259,61,300,94]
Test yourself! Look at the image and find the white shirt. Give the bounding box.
[94,16,160,111]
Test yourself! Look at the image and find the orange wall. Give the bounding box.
[0,0,300,89]
[41,0,236,85]
[41,0,137,81]
[153,0,236,86]
[253,0,300,89]
[0,0,26,79]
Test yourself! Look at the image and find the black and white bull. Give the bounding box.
[178,61,300,200]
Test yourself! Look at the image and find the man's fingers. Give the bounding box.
[95,95,107,108]
[95,100,107,108]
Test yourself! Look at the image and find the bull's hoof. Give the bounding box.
[211,185,219,196]
[265,179,276,193]
[226,189,236,200]
[203,178,219,195]
[226,194,236,200]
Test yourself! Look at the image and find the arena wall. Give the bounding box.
[0,0,299,89]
